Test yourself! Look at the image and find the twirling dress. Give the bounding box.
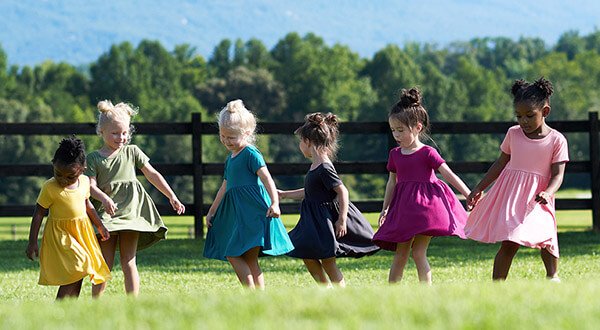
[287,163,380,259]
[85,145,167,250]
[203,145,294,261]
[465,126,569,257]
[37,175,110,285]
[373,145,468,251]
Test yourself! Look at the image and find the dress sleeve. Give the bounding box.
[552,132,570,164]
[84,152,97,177]
[428,147,446,170]
[247,146,266,173]
[132,145,150,169]
[500,128,512,154]
[386,148,397,173]
[320,164,343,190]
[36,181,53,209]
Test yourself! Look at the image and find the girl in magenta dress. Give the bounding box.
[465,78,569,281]
[373,87,471,284]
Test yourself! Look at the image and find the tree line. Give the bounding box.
[1,30,599,205]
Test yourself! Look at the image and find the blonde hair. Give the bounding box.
[96,100,138,142]
[218,99,257,144]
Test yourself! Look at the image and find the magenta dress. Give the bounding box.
[373,145,468,251]
[465,126,569,257]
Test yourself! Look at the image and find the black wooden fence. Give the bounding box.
[1,112,599,236]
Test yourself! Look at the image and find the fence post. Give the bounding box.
[192,113,204,238]
[589,112,600,232]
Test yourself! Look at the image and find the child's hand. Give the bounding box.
[378,210,388,226]
[335,219,347,238]
[206,213,214,228]
[535,191,551,204]
[266,204,281,218]
[277,189,286,200]
[102,197,118,216]
[467,189,483,210]
[98,225,111,241]
[25,242,39,261]
[170,197,185,215]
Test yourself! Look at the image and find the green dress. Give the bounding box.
[85,145,167,250]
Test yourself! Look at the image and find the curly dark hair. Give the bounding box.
[511,77,554,109]
[52,136,86,166]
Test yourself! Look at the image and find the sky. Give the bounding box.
[0,0,599,66]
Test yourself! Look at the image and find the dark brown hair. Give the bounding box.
[389,87,430,137]
[295,112,339,159]
[511,77,554,109]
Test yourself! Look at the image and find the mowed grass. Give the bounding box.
[1,189,599,329]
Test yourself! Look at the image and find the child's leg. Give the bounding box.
[302,259,329,284]
[411,235,432,284]
[540,248,559,279]
[492,240,520,280]
[227,247,262,289]
[92,234,118,297]
[57,279,83,300]
[243,247,264,289]
[321,257,345,287]
[118,231,140,296]
[389,239,413,283]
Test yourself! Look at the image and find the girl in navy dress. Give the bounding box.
[279,113,379,287]
[203,99,294,289]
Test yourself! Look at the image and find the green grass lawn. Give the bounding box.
[1,190,599,329]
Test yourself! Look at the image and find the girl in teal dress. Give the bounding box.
[86,100,185,296]
[203,99,293,289]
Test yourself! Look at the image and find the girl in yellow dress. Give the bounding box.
[26,137,111,299]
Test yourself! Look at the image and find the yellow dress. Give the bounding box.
[37,175,110,285]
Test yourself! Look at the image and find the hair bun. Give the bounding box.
[534,77,554,98]
[511,79,529,97]
[399,88,422,108]
[324,113,338,128]
[226,99,245,114]
[97,100,114,113]
[306,112,325,126]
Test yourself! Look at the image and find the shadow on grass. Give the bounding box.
[1,230,599,273]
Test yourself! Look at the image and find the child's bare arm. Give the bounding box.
[257,166,280,218]
[438,163,471,198]
[332,184,349,238]
[206,180,227,227]
[379,172,397,226]
[278,188,305,200]
[141,163,185,214]
[26,204,47,260]
[467,152,510,208]
[85,199,110,241]
[536,162,567,204]
[89,176,118,216]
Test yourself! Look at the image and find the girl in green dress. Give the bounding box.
[86,100,185,297]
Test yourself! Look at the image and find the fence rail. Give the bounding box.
[1,112,599,236]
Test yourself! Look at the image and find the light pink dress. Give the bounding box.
[465,125,569,257]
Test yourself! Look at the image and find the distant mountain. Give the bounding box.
[1,0,598,66]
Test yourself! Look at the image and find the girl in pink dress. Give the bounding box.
[373,87,471,284]
[465,77,569,281]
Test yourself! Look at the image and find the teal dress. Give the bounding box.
[203,145,294,261]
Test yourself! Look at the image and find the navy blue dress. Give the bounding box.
[203,145,294,261]
[287,163,380,259]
